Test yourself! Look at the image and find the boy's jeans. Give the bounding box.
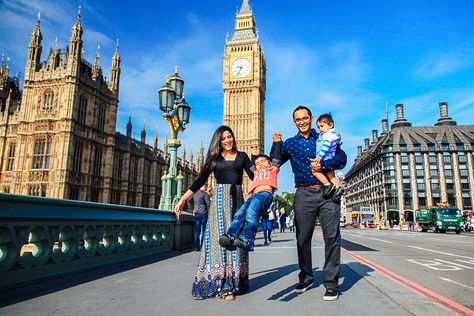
[228,191,273,240]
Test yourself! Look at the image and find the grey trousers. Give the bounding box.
[293,187,341,290]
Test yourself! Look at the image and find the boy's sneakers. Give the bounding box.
[233,234,255,251]
[219,234,237,251]
[323,183,336,199]
[323,288,339,301]
[331,187,345,202]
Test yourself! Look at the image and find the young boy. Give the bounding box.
[313,113,344,199]
[219,143,281,251]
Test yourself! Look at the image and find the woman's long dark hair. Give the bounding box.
[200,125,238,176]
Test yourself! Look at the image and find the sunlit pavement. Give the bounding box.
[2,227,472,316]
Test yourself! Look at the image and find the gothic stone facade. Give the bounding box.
[345,102,474,222]
[0,12,201,207]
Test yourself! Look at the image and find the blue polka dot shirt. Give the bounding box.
[271,129,347,188]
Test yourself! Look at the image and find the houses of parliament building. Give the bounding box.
[0,12,202,207]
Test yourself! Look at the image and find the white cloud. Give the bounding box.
[413,52,474,79]
[400,88,474,126]
[83,30,115,50]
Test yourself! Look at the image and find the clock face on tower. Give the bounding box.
[231,58,251,78]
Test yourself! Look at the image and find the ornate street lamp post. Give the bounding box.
[158,66,191,211]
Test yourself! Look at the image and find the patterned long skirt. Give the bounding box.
[191,184,249,299]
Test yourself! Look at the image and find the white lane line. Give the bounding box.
[367,237,393,244]
[407,245,474,260]
[434,259,474,270]
[343,233,363,237]
[440,277,474,290]
[433,239,472,245]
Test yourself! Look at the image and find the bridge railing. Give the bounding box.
[0,193,193,290]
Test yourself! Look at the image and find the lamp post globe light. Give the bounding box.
[158,66,191,211]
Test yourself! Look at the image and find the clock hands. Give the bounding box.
[237,65,243,76]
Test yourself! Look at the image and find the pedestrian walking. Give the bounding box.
[188,184,210,251]
[272,105,347,301]
[279,210,287,233]
[275,208,281,231]
[261,207,273,245]
[175,126,254,301]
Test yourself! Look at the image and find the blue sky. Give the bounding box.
[1,0,473,193]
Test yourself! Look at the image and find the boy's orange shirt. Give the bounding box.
[248,166,279,195]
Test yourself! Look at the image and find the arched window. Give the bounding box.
[32,139,52,169]
[6,142,15,171]
[43,90,55,111]
[78,95,87,125]
[97,104,106,132]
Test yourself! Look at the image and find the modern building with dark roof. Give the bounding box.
[345,102,474,224]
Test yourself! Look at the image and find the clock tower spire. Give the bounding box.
[223,0,266,193]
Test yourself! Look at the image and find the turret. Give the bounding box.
[25,13,42,80]
[229,0,257,43]
[126,116,132,138]
[141,124,146,143]
[0,55,9,85]
[109,39,121,94]
[92,45,101,81]
[153,133,158,153]
[50,38,60,69]
[181,146,187,168]
[197,141,204,172]
[164,137,169,160]
[67,6,83,76]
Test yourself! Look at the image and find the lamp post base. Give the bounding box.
[159,140,182,211]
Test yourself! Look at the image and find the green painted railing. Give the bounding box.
[0,193,192,290]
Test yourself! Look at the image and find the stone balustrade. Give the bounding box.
[0,193,194,290]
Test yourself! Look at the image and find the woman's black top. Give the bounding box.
[189,151,254,193]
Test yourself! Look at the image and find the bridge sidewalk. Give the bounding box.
[0,228,449,316]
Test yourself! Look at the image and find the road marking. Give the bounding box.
[342,248,474,316]
[406,259,462,271]
[342,233,362,237]
[434,259,474,270]
[456,259,474,265]
[407,245,474,260]
[367,237,393,243]
[440,277,474,291]
[422,238,473,245]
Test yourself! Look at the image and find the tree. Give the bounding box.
[273,192,295,214]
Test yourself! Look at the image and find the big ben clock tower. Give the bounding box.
[223,0,266,193]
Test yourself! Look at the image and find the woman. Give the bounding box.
[175,126,254,301]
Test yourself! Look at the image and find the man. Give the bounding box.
[188,184,211,252]
[272,105,346,301]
